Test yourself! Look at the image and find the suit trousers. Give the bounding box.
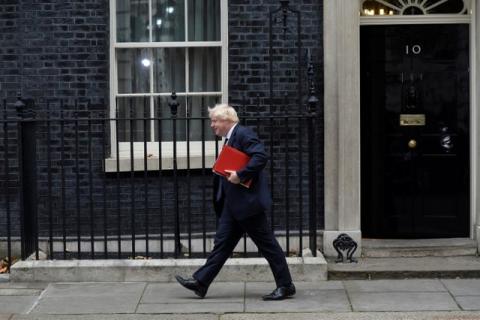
[193,209,292,288]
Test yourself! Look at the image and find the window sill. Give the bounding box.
[104,155,217,172]
[105,141,222,172]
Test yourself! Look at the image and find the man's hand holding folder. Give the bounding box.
[224,170,241,185]
[213,145,253,188]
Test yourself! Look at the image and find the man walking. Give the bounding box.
[175,104,295,301]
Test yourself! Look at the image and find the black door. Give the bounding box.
[361,24,470,238]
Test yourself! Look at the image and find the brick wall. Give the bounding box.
[228,0,324,231]
[0,0,324,257]
[229,0,323,105]
[19,0,108,100]
[0,1,20,99]
[0,0,110,253]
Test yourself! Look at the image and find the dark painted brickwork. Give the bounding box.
[0,1,20,99]
[1,0,109,245]
[228,0,324,230]
[19,0,108,100]
[0,0,108,248]
[229,0,323,108]
[0,0,324,257]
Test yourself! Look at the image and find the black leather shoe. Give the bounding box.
[262,283,296,301]
[175,275,208,298]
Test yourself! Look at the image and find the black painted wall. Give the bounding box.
[0,0,324,257]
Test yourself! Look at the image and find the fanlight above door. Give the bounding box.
[361,0,471,16]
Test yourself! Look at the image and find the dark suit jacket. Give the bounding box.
[213,125,272,220]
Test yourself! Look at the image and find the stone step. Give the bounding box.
[0,274,9,282]
[9,253,327,283]
[362,238,477,258]
[328,255,480,280]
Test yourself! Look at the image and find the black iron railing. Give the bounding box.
[0,0,320,271]
[0,92,318,269]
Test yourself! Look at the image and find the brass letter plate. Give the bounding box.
[399,114,426,126]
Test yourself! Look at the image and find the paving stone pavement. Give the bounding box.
[0,279,479,319]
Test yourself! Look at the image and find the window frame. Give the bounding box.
[108,0,228,172]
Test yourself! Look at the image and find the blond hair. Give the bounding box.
[208,103,239,123]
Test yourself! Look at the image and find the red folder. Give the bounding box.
[213,145,252,188]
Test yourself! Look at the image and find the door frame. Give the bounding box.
[322,0,479,257]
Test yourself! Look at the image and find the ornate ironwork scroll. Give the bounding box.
[333,233,358,263]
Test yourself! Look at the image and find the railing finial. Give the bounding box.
[306,49,318,114]
[14,92,25,116]
[169,91,179,117]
